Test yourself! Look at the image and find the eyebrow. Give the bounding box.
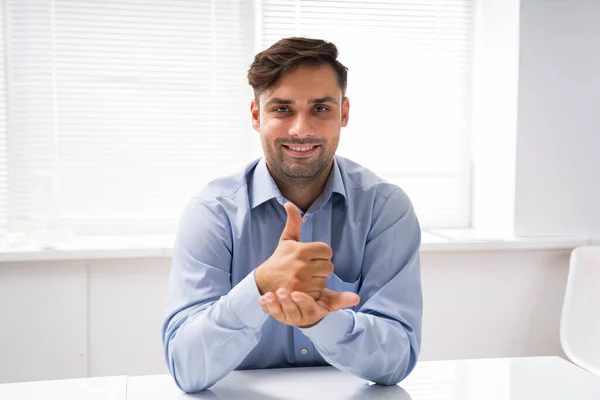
[309,96,339,105]
[264,96,339,107]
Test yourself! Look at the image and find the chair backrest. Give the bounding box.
[560,246,600,376]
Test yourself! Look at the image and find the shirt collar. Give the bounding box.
[249,156,347,210]
[249,158,285,209]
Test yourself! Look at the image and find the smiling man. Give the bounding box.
[162,37,423,393]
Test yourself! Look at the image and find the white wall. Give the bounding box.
[420,249,569,361]
[514,0,600,236]
[0,248,572,384]
[0,258,171,384]
[0,262,88,382]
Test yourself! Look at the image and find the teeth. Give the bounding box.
[289,146,314,152]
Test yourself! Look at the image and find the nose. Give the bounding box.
[288,113,315,138]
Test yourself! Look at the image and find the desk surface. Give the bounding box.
[0,375,126,400]
[2,357,600,399]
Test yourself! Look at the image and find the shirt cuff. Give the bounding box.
[226,269,268,330]
[300,309,353,345]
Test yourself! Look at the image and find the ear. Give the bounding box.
[250,99,260,132]
[341,96,350,127]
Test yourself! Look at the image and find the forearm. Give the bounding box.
[306,190,423,385]
[301,309,419,385]
[163,271,267,393]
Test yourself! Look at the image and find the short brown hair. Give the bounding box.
[247,37,348,101]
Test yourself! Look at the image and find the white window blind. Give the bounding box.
[261,0,473,227]
[4,0,258,235]
[2,0,473,238]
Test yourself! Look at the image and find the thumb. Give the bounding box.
[280,202,302,242]
[318,289,360,311]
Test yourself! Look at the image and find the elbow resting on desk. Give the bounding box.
[162,312,228,393]
[162,308,208,393]
[350,340,418,387]
[162,306,263,394]
[304,308,421,388]
[163,329,213,393]
[374,346,418,386]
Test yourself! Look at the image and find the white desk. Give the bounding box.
[3,357,600,399]
[0,375,126,399]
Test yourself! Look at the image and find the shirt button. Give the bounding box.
[300,348,308,355]
[302,217,307,223]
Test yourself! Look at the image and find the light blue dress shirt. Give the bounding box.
[162,155,423,393]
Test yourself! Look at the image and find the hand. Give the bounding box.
[259,288,360,328]
[255,202,334,300]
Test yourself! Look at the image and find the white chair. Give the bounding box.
[560,245,600,376]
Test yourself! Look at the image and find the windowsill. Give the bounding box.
[0,234,176,263]
[0,231,593,263]
[421,230,590,252]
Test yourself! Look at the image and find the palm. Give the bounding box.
[259,287,360,328]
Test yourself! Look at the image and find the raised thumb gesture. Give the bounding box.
[279,201,302,242]
[255,201,333,300]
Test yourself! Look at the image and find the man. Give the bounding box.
[162,37,423,393]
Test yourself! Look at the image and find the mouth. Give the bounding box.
[282,144,320,158]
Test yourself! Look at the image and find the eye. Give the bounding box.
[274,106,289,113]
[314,105,329,112]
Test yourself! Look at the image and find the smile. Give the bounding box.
[288,146,314,152]
[282,145,320,157]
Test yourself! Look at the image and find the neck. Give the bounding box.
[268,161,333,212]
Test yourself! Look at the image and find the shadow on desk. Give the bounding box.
[195,384,412,400]
[348,384,412,399]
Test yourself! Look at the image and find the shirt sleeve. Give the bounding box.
[300,188,423,385]
[162,196,268,393]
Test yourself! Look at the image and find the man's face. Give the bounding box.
[251,64,349,181]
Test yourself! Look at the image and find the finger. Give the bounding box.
[260,292,285,320]
[280,202,302,242]
[297,242,333,261]
[276,288,303,325]
[307,260,334,277]
[317,289,360,312]
[304,277,328,299]
[308,276,328,287]
[303,285,324,301]
[291,291,322,321]
[259,299,268,313]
